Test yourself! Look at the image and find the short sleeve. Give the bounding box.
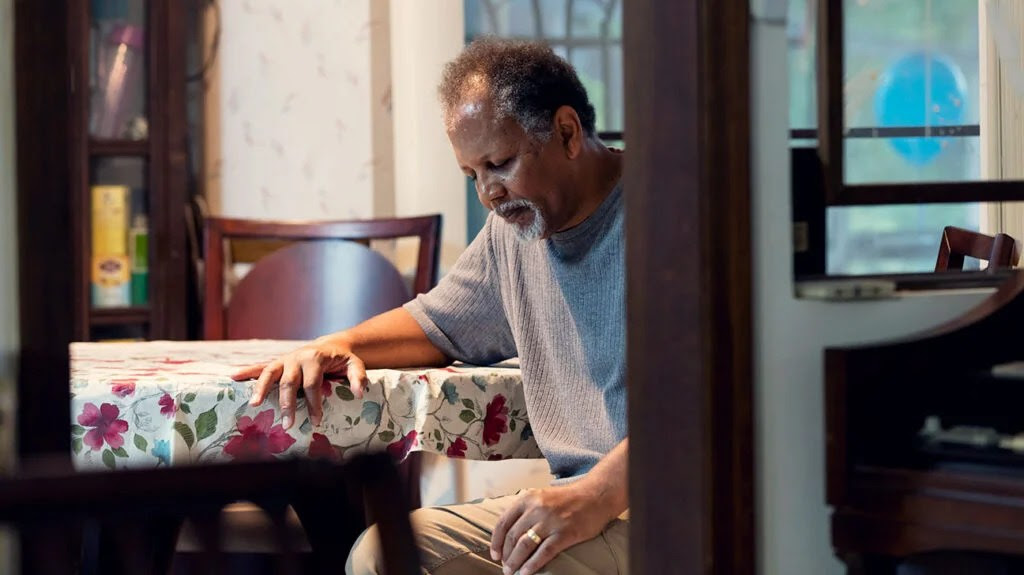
[403,217,517,365]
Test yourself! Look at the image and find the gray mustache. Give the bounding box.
[494,199,534,218]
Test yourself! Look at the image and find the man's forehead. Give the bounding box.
[445,73,498,124]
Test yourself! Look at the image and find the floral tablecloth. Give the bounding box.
[70,340,540,471]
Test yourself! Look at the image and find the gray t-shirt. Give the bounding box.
[404,184,626,480]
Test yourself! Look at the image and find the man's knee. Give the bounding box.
[346,507,473,575]
[346,524,382,575]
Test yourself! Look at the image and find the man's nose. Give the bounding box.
[482,181,507,204]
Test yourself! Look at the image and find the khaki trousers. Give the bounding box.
[346,493,629,575]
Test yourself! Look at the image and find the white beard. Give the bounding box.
[495,199,546,242]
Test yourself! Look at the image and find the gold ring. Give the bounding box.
[525,528,542,545]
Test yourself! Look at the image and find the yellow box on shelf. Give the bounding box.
[91,185,131,308]
[91,185,129,256]
[91,254,131,308]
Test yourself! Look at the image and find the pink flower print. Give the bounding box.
[446,437,467,458]
[77,403,129,451]
[483,395,509,446]
[386,431,418,461]
[158,393,176,418]
[110,380,136,397]
[223,410,296,461]
[308,432,340,461]
[320,378,332,398]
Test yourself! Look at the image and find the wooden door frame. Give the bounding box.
[15,0,75,462]
[624,1,754,574]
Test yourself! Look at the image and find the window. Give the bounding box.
[463,0,623,242]
[790,0,984,275]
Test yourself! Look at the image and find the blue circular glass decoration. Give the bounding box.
[873,51,968,166]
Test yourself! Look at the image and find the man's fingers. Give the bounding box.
[501,511,534,567]
[346,358,368,399]
[499,521,548,572]
[232,363,266,381]
[302,361,325,426]
[490,498,525,562]
[250,362,282,406]
[518,533,565,575]
[278,360,301,430]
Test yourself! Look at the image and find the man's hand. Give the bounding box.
[490,481,618,575]
[231,336,369,430]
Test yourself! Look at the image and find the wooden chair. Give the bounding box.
[203,215,442,340]
[935,226,1020,272]
[0,454,420,575]
[198,215,440,567]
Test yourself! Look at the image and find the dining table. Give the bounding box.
[69,339,541,471]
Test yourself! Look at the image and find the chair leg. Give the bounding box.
[291,477,365,575]
[360,454,422,575]
[22,522,80,575]
[83,516,183,575]
[184,510,225,575]
[258,500,303,575]
[400,453,423,510]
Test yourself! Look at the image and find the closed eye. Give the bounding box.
[487,158,510,170]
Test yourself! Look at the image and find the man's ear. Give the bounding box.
[553,106,583,159]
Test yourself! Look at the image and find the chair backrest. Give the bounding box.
[203,216,441,340]
[935,226,1020,272]
[1,455,421,575]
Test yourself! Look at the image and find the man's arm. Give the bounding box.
[572,438,629,518]
[320,307,450,369]
[491,438,629,575]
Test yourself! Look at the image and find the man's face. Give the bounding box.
[447,94,571,241]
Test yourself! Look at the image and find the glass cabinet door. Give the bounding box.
[89,0,147,140]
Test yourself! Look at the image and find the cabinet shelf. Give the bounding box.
[90,307,151,326]
[89,139,149,157]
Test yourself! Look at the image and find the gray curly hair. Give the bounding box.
[438,37,597,141]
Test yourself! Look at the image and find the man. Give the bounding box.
[234,37,627,575]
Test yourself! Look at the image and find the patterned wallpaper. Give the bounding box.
[216,0,385,220]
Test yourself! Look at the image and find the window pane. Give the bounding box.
[504,1,540,36]
[570,0,609,37]
[838,0,1018,185]
[827,203,981,275]
[570,47,609,131]
[788,0,816,129]
[542,0,568,38]
[610,0,622,40]
[846,136,981,184]
[465,0,489,37]
[470,1,541,37]
[789,1,991,277]
[844,0,980,127]
[608,44,623,132]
